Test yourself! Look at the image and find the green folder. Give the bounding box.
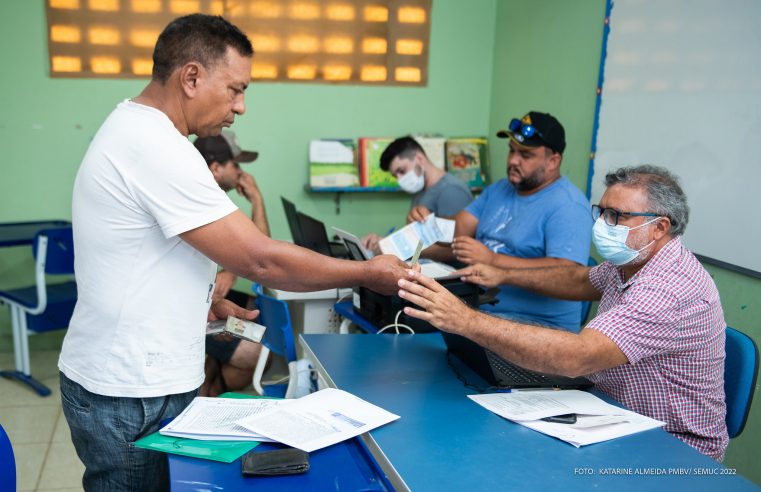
[135,392,278,463]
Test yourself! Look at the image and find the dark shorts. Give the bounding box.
[205,335,241,363]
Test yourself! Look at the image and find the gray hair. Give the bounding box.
[604,165,690,236]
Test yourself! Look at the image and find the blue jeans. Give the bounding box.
[60,372,197,491]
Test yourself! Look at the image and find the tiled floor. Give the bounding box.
[0,349,281,491]
[0,349,84,491]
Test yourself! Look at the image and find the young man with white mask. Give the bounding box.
[361,136,472,253]
[397,165,728,461]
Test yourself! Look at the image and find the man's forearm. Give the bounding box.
[422,243,455,262]
[498,264,600,301]
[461,309,621,377]
[250,197,270,237]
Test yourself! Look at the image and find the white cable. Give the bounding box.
[377,310,415,334]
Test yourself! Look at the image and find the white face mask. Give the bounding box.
[397,164,425,194]
[592,216,659,266]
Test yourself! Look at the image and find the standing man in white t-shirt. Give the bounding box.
[58,14,409,491]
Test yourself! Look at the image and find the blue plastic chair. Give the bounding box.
[251,287,299,398]
[580,256,598,326]
[724,326,759,438]
[0,424,15,491]
[0,227,77,396]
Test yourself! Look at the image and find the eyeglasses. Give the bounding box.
[508,118,546,141]
[592,205,660,226]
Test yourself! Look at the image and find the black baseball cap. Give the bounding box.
[496,111,566,154]
[194,129,259,165]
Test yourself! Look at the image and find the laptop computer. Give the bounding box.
[281,197,348,258]
[281,197,303,246]
[441,331,593,390]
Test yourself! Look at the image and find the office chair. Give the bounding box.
[0,424,15,491]
[0,227,77,396]
[724,326,759,438]
[580,256,598,326]
[251,287,300,398]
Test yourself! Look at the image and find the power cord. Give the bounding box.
[376,309,415,334]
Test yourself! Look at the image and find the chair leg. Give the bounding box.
[17,310,31,376]
[10,307,23,373]
[0,306,52,397]
[252,346,271,395]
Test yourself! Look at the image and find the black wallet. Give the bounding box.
[241,448,310,476]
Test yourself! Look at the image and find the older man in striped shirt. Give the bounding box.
[398,165,728,460]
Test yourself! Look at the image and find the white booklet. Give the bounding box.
[379,214,455,260]
[236,388,400,452]
[159,397,285,441]
[468,390,664,448]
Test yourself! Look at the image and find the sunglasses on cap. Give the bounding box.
[508,118,546,141]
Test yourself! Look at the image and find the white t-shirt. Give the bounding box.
[59,100,237,398]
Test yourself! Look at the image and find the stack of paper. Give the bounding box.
[236,388,400,452]
[160,397,283,442]
[468,390,664,447]
[159,389,399,453]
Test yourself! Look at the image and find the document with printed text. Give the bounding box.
[236,388,400,452]
[160,397,285,442]
[379,214,455,260]
[469,390,664,447]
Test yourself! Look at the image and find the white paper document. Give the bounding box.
[468,390,664,447]
[159,397,285,441]
[236,388,400,452]
[379,214,455,260]
[468,390,625,421]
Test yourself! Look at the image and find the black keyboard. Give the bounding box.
[486,351,552,384]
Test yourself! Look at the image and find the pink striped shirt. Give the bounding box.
[587,237,728,461]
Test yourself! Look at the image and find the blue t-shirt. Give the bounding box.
[465,177,592,331]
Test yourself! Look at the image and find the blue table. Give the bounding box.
[0,220,71,247]
[169,434,393,490]
[300,333,759,492]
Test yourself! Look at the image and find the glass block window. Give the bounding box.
[46,0,432,85]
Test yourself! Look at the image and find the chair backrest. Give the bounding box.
[580,256,598,326]
[33,227,75,275]
[724,326,759,438]
[0,424,16,491]
[255,291,298,363]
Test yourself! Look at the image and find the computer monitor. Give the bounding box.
[281,196,303,246]
[296,211,333,256]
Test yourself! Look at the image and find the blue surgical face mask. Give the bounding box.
[592,216,659,266]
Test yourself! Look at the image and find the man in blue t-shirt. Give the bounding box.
[426,111,592,331]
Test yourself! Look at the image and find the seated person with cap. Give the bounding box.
[361,136,473,254]
[194,129,267,396]
[424,111,592,332]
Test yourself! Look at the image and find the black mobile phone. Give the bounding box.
[540,413,577,424]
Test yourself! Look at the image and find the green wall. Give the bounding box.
[0,0,497,345]
[487,0,760,484]
[1,0,760,485]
